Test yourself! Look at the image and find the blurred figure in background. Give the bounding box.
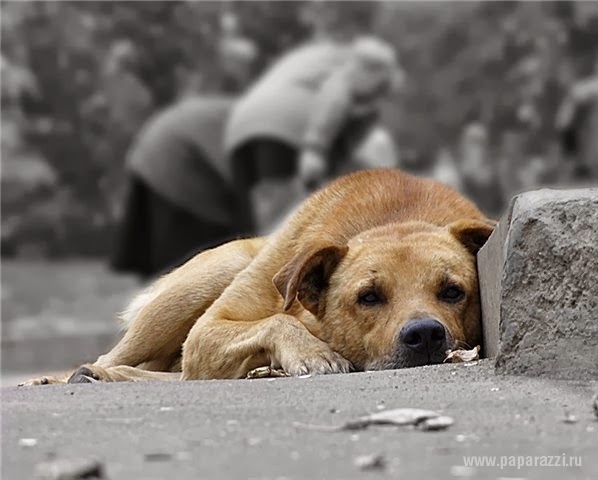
[345,125,399,174]
[225,34,403,233]
[109,97,238,279]
[110,26,258,280]
[82,40,154,221]
[459,123,504,217]
[429,147,463,193]
[557,57,598,184]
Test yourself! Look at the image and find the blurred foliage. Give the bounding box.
[378,1,598,157]
[1,1,597,257]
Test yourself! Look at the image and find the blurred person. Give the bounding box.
[110,30,258,280]
[224,35,403,233]
[82,40,154,220]
[344,125,399,173]
[429,148,463,192]
[100,40,153,136]
[109,96,239,280]
[459,123,504,217]
[556,59,598,183]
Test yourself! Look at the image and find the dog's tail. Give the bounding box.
[117,282,164,331]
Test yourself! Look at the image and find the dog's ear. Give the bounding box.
[448,218,496,255]
[273,242,348,316]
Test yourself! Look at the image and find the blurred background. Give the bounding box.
[1,0,597,379]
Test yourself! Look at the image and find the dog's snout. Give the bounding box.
[399,319,447,354]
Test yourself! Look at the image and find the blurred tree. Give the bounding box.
[376,0,597,156]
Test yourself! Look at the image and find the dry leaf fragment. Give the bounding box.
[246,366,289,379]
[444,345,480,363]
[354,408,441,427]
[418,415,455,431]
[293,408,450,431]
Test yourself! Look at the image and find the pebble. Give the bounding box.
[34,457,105,479]
[18,438,38,447]
[354,453,386,471]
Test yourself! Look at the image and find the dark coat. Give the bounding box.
[126,96,236,226]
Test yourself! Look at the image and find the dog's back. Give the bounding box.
[264,168,487,268]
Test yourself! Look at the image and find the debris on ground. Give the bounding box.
[444,345,480,363]
[18,438,38,447]
[246,366,289,379]
[418,415,455,431]
[34,457,106,479]
[449,465,477,477]
[143,453,172,462]
[354,453,386,471]
[293,408,453,432]
[563,410,579,424]
[593,392,598,420]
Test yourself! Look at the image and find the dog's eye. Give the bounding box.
[358,290,385,306]
[438,285,465,303]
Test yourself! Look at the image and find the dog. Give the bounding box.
[22,168,494,385]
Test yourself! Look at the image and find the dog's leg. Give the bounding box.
[18,366,179,386]
[20,238,266,387]
[181,314,353,380]
[18,372,72,387]
[66,364,181,383]
[94,237,266,370]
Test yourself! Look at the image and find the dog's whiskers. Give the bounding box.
[455,340,473,350]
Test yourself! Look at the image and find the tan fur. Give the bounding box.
[21,169,494,386]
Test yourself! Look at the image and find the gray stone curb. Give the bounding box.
[478,187,598,379]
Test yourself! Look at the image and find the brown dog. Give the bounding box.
[22,169,494,385]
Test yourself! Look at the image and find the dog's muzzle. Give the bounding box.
[394,318,452,367]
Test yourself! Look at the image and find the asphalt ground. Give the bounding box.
[1,260,139,374]
[2,361,597,480]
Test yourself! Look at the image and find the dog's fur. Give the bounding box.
[22,169,494,385]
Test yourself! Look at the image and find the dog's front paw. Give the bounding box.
[68,365,111,384]
[280,346,353,376]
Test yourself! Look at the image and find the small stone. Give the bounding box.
[34,457,105,479]
[143,453,172,462]
[354,453,386,471]
[18,438,38,447]
[175,451,192,461]
[563,412,579,424]
[247,437,262,446]
[450,465,476,477]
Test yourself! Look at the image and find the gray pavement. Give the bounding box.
[1,260,139,374]
[2,361,597,480]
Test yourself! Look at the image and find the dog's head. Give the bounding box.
[273,219,494,371]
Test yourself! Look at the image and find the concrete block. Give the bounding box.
[477,188,598,379]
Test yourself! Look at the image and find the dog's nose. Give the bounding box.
[399,319,447,354]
